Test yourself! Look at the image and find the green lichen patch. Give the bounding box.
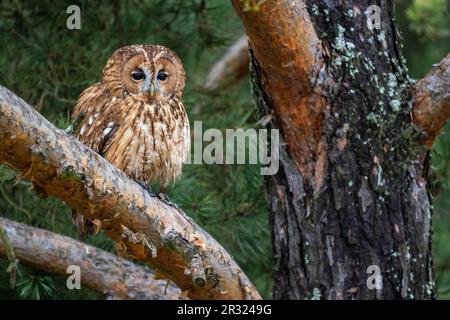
[60,166,86,181]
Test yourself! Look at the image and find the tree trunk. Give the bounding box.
[233,0,449,299]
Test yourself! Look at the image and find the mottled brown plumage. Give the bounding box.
[71,45,189,238]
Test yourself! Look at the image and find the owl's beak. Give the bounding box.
[139,66,155,97]
[149,83,155,96]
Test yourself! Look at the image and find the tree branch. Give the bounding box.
[412,53,450,148]
[0,85,261,300]
[0,217,184,299]
[231,0,328,191]
[203,35,249,91]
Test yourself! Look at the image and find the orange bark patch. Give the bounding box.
[232,0,328,184]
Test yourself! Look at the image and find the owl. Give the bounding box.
[71,44,190,238]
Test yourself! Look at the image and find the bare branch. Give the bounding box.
[0,85,261,300]
[0,217,184,299]
[203,35,249,91]
[412,53,450,148]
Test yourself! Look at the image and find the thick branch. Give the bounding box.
[231,0,328,190]
[203,35,249,91]
[412,53,450,148]
[0,217,183,299]
[0,85,261,300]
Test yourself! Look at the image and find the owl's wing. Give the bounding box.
[72,83,120,156]
[72,84,122,239]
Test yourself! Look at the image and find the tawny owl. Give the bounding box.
[71,44,190,238]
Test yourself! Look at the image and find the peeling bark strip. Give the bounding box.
[412,54,450,148]
[0,85,261,300]
[0,217,183,300]
[233,0,448,299]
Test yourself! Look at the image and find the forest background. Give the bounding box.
[0,0,449,299]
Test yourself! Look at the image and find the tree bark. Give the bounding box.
[412,54,450,149]
[0,217,184,300]
[233,0,450,299]
[0,85,261,300]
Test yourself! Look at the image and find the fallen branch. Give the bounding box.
[203,35,249,91]
[0,217,183,299]
[0,85,261,300]
[412,53,450,148]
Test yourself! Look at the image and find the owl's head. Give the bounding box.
[102,45,185,103]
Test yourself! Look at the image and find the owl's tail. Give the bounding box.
[71,210,97,240]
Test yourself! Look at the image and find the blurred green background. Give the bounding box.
[0,0,448,299]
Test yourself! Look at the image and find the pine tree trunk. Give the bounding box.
[232,0,447,299]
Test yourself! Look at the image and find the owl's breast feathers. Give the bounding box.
[72,83,190,188]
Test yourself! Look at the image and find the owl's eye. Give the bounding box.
[131,70,145,81]
[157,70,168,81]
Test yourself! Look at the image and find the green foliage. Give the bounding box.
[432,123,450,193]
[432,123,450,300]
[434,191,450,299]
[397,0,450,78]
[60,166,86,181]
[0,226,18,288]
[0,260,102,300]
[16,274,55,300]
[406,0,449,41]
[397,13,450,300]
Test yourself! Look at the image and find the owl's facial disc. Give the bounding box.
[109,45,184,103]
